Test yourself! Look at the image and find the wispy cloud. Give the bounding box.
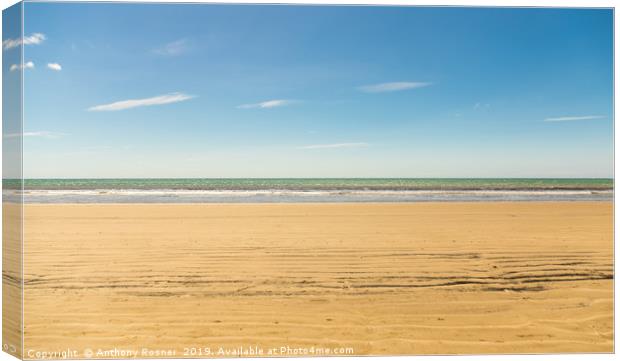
[544,115,605,122]
[237,99,296,109]
[153,39,189,56]
[3,33,46,50]
[4,131,66,139]
[298,142,369,149]
[10,61,34,71]
[88,92,195,111]
[47,63,62,71]
[473,102,490,110]
[358,81,431,93]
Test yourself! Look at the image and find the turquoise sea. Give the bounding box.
[2,178,612,203]
[19,178,615,191]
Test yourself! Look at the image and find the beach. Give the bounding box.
[5,1,614,358]
[21,201,613,356]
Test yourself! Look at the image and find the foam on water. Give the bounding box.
[12,188,614,203]
[2,178,611,203]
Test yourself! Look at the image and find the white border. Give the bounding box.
[1,0,618,7]
[0,1,616,361]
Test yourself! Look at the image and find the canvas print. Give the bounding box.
[2,1,614,359]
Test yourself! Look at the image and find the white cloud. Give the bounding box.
[358,81,431,93]
[298,142,369,149]
[237,99,295,109]
[473,102,490,110]
[88,92,195,111]
[544,115,605,122]
[47,63,62,71]
[3,33,46,50]
[4,131,66,139]
[10,61,34,71]
[154,39,188,56]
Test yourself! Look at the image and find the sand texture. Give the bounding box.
[3,203,23,358]
[21,202,613,357]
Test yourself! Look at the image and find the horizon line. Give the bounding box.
[8,177,614,180]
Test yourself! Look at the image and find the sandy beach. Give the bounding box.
[21,202,612,357]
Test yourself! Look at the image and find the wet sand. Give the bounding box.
[21,202,613,357]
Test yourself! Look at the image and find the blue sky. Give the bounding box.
[9,3,614,178]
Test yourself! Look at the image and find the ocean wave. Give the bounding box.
[8,188,614,203]
[18,189,615,196]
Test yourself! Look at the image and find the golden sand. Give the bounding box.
[18,202,613,357]
[3,203,22,358]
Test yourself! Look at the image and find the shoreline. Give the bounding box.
[20,199,616,205]
[7,182,613,203]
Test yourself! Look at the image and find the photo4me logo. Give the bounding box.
[25,345,354,359]
[201,345,355,357]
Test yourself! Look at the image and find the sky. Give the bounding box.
[6,3,614,178]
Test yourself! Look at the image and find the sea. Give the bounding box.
[2,178,613,203]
